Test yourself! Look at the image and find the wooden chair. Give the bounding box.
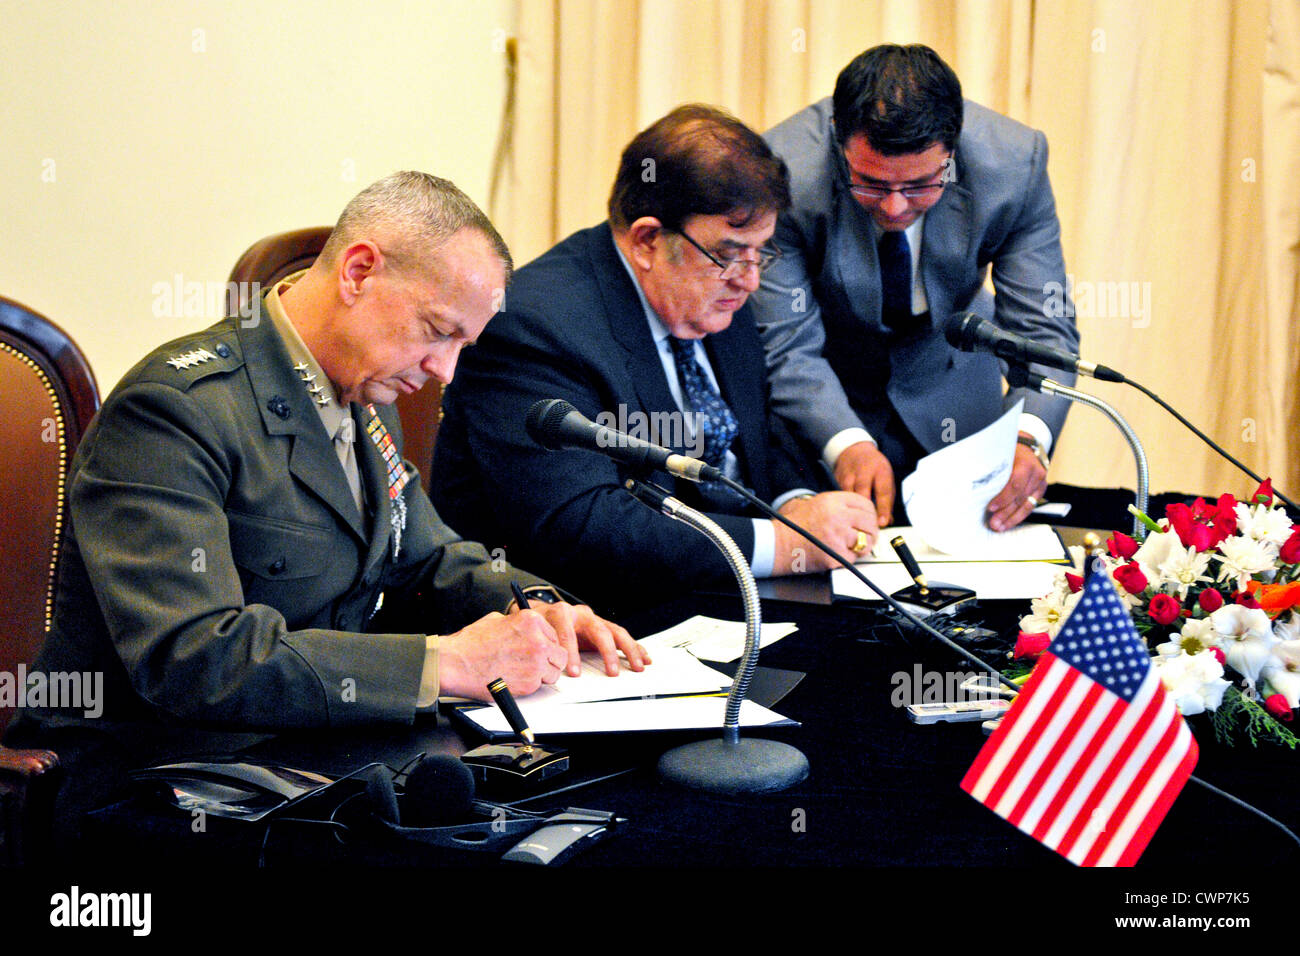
[0,295,100,864]
[228,229,444,488]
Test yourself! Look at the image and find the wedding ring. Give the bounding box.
[851,530,870,554]
[1025,495,1040,509]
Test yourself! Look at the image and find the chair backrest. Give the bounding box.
[0,297,100,735]
[228,229,443,489]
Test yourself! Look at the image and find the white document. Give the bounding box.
[870,524,1067,564]
[831,560,1065,602]
[901,400,1030,557]
[512,645,731,707]
[464,696,793,736]
[640,615,798,663]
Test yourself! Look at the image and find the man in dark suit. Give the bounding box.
[431,106,877,609]
[749,44,1078,532]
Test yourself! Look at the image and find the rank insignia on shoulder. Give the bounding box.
[165,348,218,371]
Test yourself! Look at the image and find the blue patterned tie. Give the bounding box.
[667,336,739,486]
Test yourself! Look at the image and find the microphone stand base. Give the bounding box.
[657,736,809,794]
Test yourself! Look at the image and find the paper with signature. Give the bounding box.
[639,615,798,663]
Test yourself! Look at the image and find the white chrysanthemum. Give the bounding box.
[1154,650,1231,716]
[1233,502,1295,548]
[1215,536,1277,593]
[1020,588,1082,637]
[1209,604,1280,683]
[1155,616,1221,659]
[1154,542,1213,600]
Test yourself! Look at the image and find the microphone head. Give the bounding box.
[401,754,476,828]
[525,398,577,450]
[358,764,400,825]
[944,311,985,352]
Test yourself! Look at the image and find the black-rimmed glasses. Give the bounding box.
[673,229,783,280]
[848,182,946,201]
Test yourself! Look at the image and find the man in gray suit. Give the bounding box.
[749,44,1078,532]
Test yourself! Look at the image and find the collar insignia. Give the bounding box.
[166,348,217,371]
[296,363,332,407]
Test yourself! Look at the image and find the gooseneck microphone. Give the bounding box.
[525,398,722,482]
[945,311,1127,383]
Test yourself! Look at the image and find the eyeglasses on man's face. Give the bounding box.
[673,229,783,280]
[847,181,946,202]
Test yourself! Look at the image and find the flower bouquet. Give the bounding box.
[1016,480,1299,748]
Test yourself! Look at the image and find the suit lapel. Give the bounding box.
[238,302,368,545]
[589,229,688,455]
[918,177,974,325]
[828,194,885,333]
[703,321,766,493]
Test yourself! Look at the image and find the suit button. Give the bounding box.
[268,557,286,575]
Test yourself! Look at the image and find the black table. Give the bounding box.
[82,586,1298,871]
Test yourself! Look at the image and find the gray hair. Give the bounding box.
[320,170,512,281]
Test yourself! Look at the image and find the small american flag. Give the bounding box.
[961,560,1198,866]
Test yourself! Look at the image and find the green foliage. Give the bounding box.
[1209,687,1299,750]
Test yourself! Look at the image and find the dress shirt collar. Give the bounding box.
[612,237,674,347]
[264,271,351,440]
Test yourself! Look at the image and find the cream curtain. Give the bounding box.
[491,0,1300,500]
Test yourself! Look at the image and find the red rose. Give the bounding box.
[1166,503,1212,551]
[1166,497,1236,551]
[1280,529,1300,565]
[1065,572,1084,594]
[1264,694,1294,722]
[1113,561,1149,595]
[1106,531,1139,560]
[1197,588,1224,613]
[1232,590,1261,609]
[1211,494,1238,543]
[1014,631,1051,660]
[1252,479,1274,507]
[1147,594,1181,626]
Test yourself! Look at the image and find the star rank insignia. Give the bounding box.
[295,363,332,406]
[165,348,218,371]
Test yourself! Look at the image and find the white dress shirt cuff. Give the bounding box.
[750,518,776,578]
[1018,414,1054,455]
[822,428,876,471]
[772,488,817,511]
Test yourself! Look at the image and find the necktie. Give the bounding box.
[668,337,739,469]
[334,412,364,516]
[879,229,913,330]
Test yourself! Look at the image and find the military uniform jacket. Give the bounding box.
[30,307,543,732]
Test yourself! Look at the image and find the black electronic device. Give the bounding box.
[130,760,335,822]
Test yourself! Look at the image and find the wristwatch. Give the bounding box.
[506,585,564,613]
[1016,433,1050,472]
